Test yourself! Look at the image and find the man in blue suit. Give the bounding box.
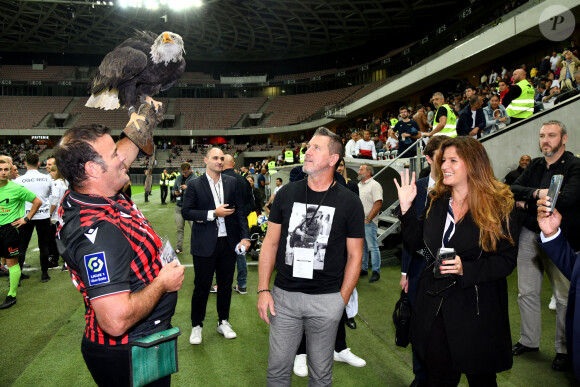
[536,202,580,382]
[182,147,250,345]
[400,134,446,387]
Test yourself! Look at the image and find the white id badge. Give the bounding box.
[292,247,314,279]
[160,239,180,266]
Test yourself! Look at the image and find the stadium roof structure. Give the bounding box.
[0,0,469,61]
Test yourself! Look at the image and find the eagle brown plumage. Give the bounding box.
[86,30,186,115]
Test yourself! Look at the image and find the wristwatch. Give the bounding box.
[22,217,29,223]
[212,210,216,219]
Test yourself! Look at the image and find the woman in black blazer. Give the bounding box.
[394,136,519,386]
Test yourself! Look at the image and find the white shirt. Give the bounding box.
[358,177,383,224]
[15,169,52,220]
[206,174,227,237]
[345,139,357,158]
[355,139,377,160]
[550,55,560,71]
[50,179,68,223]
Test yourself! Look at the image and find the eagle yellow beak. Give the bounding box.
[163,33,174,44]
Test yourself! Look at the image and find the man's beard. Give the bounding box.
[540,139,563,157]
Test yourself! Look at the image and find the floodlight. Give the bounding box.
[192,0,202,7]
[145,0,159,9]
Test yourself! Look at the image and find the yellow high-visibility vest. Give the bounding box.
[432,104,457,137]
[506,79,535,119]
[284,150,294,164]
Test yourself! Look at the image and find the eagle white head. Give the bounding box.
[150,31,185,66]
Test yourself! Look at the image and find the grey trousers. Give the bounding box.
[517,226,570,352]
[174,206,192,251]
[267,287,345,387]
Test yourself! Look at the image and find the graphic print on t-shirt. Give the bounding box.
[285,202,335,270]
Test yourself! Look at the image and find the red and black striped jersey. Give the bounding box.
[57,190,177,346]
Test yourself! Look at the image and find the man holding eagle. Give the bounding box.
[55,30,187,385]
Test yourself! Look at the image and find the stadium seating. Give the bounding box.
[174,97,267,129]
[0,65,75,81]
[262,85,362,127]
[0,96,72,129]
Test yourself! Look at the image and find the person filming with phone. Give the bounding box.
[394,136,518,386]
[510,120,580,371]
[536,195,580,382]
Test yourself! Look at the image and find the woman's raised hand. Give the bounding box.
[394,169,417,214]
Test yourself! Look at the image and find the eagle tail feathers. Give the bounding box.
[85,89,121,110]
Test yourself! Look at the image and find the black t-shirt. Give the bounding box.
[269,179,365,294]
[434,106,448,124]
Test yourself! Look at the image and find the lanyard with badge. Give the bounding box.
[292,177,334,279]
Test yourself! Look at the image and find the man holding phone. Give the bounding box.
[182,148,250,345]
[510,120,580,371]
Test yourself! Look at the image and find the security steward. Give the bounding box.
[160,168,170,205]
[423,92,457,138]
[55,104,185,386]
[268,159,277,175]
[168,169,177,203]
[503,68,535,124]
[284,148,294,165]
[299,143,307,164]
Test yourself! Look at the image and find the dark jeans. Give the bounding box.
[425,314,497,387]
[18,218,50,274]
[81,337,170,387]
[191,237,236,327]
[160,185,168,204]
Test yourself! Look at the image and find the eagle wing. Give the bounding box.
[89,45,148,95]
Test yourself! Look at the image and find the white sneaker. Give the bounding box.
[334,348,366,367]
[217,320,237,339]
[189,326,202,345]
[293,354,308,377]
[549,295,557,310]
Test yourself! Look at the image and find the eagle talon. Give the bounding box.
[144,96,163,113]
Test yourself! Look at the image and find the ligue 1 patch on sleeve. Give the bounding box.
[84,252,110,286]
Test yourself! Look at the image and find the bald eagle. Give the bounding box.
[86,30,186,115]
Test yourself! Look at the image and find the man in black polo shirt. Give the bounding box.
[55,104,185,386]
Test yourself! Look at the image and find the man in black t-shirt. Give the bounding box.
[390,106,421,157]
[257,127,364,385]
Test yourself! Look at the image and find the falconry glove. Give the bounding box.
[121,102,165,156]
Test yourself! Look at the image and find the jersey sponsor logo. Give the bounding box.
[84,251,110,286]
[84,227,99,244]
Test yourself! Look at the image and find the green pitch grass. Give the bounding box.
[1,189,578,386]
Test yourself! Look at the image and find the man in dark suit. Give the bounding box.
[222,154,253,294]
[182,148,250,345]
[536,204,580,382]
